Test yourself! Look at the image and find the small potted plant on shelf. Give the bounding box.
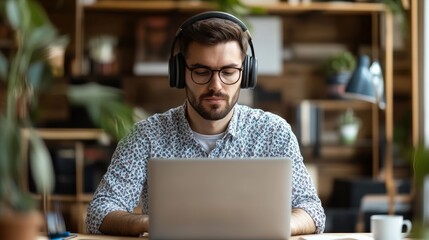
[0,1,134,239]
[322,51,356,99]
[337,108,361,145]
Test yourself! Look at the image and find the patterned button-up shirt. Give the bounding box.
[86,103,326,233]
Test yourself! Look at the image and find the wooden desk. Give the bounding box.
[291,233,372,239]
[290,233,419,240]
[37,233,419,240]
[36,233,364,240]
[37,234,147,240]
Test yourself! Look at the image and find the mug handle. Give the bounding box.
[402,219,412,237]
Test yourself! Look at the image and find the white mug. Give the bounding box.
[371,215,412,240]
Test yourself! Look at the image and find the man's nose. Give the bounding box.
[208,71,223,90]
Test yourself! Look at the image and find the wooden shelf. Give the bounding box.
[23,128,109,232]
[32,194,94,203]
[252,2,387,13]
[300,100,373,111]
[82,1,387,13]
[29,128,105,140]
[82,0,213,11]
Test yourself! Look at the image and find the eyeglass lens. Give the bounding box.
[191,67,241,85]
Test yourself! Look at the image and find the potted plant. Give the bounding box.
[0,0,59,239]
[337,108,361,145]
[322,51,356,99]
[0,1,134,239]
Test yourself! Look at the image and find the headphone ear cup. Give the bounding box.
[247,56,257,89]
[169,54,186,88]
[241,55,251,89]
[169,55,178,88]
[241,55,258,89]
[176,54,186,88]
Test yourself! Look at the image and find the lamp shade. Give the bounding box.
[369,60,386,110]
[344,55,377,105]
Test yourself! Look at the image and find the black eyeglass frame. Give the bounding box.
[185,64,243,85]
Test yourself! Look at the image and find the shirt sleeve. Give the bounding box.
[272,121,326,233]
[86,125,148,233]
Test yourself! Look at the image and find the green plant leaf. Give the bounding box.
[1,0,61,214]
[0,117,20,184]
[99,101,134,140]
[0,0,5,12]
[5,0,21,30]
[323,51,356,76]
[27,61,44,88]
[0,117,21,178]
[67,82,123,106]
[67,83,134,140]
[0,52,8,80]
[27,0,52,29]
[0,117,27,212]
[28,60,53,91]
[29,129,55,194]
[25,23,57,50]
[414,146,429,184]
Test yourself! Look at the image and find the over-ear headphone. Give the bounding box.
[168,11,258,89]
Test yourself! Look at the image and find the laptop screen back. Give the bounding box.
[148,157,292,240]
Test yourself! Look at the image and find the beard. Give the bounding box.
[186,88,240,120]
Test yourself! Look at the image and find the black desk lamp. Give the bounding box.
[343,55,385,109]
[344,54,396,215]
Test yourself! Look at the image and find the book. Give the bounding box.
[296,100,323,156]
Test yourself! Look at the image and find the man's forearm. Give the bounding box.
[99,210,149,236]
[290,208,317,235]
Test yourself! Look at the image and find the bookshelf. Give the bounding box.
[69,0,396,198]
[69,0,394,207]
[22,128,110,233]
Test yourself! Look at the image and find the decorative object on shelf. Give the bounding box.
[45,36,69,78]
[296,100,322,147]
[241,0,279,4]
[246,16,283,75]
[88,35,118,76]
[369,60,386,109]
[287,0,311,4]
[337,108,361,145]
[134,16,173,76]
[343,54,375,103]
[322,51,356,99]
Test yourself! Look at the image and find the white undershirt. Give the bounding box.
[192,131,225,153]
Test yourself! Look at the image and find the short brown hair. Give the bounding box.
[178,17,249,59]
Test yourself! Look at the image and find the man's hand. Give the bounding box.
[99,211,149,236]
[290,208,317,235]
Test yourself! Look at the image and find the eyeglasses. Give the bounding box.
[185,64,243,85]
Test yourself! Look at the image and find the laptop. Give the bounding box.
[148,157,292,240]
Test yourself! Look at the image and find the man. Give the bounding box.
[86,11,325,236]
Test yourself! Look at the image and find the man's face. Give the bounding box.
[185,41,242,121]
